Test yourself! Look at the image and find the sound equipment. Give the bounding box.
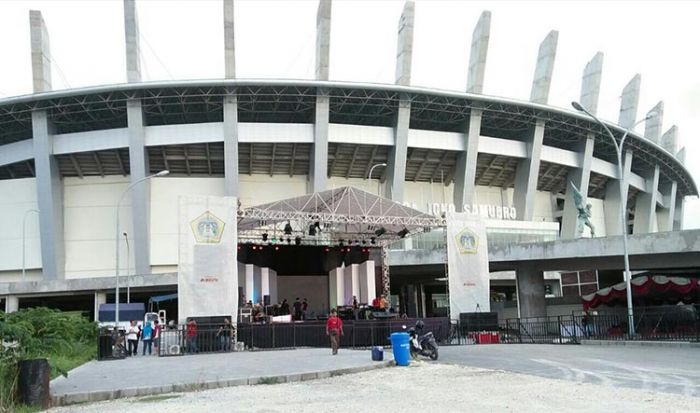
[263,295,270,306]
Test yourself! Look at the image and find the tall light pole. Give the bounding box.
[115,170,169,326]
[367,163,387,197]
[123,232,130,304]
[22,209,40,280]
[572,101,656,337]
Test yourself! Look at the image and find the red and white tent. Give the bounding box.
[582,275,700,310]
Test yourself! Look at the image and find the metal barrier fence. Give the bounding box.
[504,305,700,344]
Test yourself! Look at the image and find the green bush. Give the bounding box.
[0,308,97,411]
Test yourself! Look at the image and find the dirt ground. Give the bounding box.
[50,362,698,412]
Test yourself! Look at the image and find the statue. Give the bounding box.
[570,181,595,237]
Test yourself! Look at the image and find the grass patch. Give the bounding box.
[49,342,96,379]
[137,395,181,403]
[258,377,279,385]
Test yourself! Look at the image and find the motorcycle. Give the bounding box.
[405,322,439,361]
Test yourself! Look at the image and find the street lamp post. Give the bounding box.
[367,163,387,197]
[115,170,169,326]
[123,232,130,304]
[22,209,40,280]
[572,101,656,337]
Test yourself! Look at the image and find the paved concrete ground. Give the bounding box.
[51,348,392,405]
[439,344,700,397]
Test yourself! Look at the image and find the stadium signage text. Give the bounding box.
[404,202,518,220]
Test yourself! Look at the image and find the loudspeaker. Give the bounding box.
[263,295,270,306]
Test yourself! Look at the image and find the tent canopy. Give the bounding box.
[237,186,443,245]
[582,275,700,310]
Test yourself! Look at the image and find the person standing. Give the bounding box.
[293,298,302,321]
[281,299,290,316]
[325,308,344,355]
[352,296,359,320]
[302,298,309,320]
[141,322,153,356]
[186,320,198,354]
[217,318,233,351]
[152,319,162,356]
[126,320,139,356]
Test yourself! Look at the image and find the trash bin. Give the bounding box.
[17,358,50,409]
[371,346,384,361]
[390,332,410,366]
[98,334,113,360]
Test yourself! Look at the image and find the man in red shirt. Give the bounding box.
[186,320,198,354]
[325,308,344,355]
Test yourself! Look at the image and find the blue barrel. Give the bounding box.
[371,346,384,361]
[390,332,410,366]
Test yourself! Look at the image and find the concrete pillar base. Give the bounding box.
[94,292,107,321]
[516,266,546,318]
[5,295,19,313]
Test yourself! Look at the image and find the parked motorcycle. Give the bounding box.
[404,320,439,360]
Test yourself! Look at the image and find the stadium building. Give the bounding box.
[0,1,696,321]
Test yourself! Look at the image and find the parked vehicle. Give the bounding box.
[406,320,439,360]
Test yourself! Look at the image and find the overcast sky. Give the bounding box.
[1,0,698,228]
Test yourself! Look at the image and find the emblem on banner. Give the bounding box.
[190,211,225,244]
[456,228,478,254]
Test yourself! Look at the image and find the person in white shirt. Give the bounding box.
[126,320,140,356]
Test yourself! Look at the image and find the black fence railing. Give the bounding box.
[504,305,700,344]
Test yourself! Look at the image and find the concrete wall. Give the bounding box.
[0,178,41,279]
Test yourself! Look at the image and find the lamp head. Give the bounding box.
[644,111,658,120]
[378,163,387,167]
[571,101,585,112]
[155,170,170,177]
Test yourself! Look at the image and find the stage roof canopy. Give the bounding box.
[237,186,444,246]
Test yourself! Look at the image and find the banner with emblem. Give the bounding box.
[445,212,490,318]
[178,196,238,323]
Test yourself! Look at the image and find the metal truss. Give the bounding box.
[0,80,694,195]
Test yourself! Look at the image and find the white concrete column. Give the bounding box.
[618,74,641,129]
[359,260,376,304]
[633,165,660,234]
[530,30,558,104]
[516,266,545,318]
[660,126,679,155]
[395,1,415,86]
[350,264,360,302]
[604,150,633,236]
[5,296,19,313]
[453,109,482,210]
[126,100,151,275]
[223,0,239,197]
[657,181,677,232]
[253,266,262,304]
[513,119,545,221]
[269,269,278,305]
[123,0,141,83]
[261,267,271,301]
[387,99,410,201]
[466,11,491,94]
[94,292,107,321]
[673,195,685,231]
[579,52,604,115]
[29,10,52,92]
[561,134,595,238]
[644,102,664,144]
[245,264,254,305]
[329,266,344,309]
[310,1,331,193]
[32,111,64,280]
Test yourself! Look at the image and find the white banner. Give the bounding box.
[178,196,238,323]
[446,212,490,318]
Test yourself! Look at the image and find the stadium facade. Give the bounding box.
[0,1,695,319]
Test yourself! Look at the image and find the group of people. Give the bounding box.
[185,318,234,354]
[117,319,162,356]
[243,297,310,321]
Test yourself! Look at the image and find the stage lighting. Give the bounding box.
[374,227,386,237]
[370,237,376,245]
[274,245,280,251]
[397,228,409,238]
[284,222,293,235]
[262,233,268,242]
[252,245,258,251]
[308,224,317,236]
[294,237,301,246]
[286,238,291,244]
[339,240,344,247]
[324,247,331,253]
